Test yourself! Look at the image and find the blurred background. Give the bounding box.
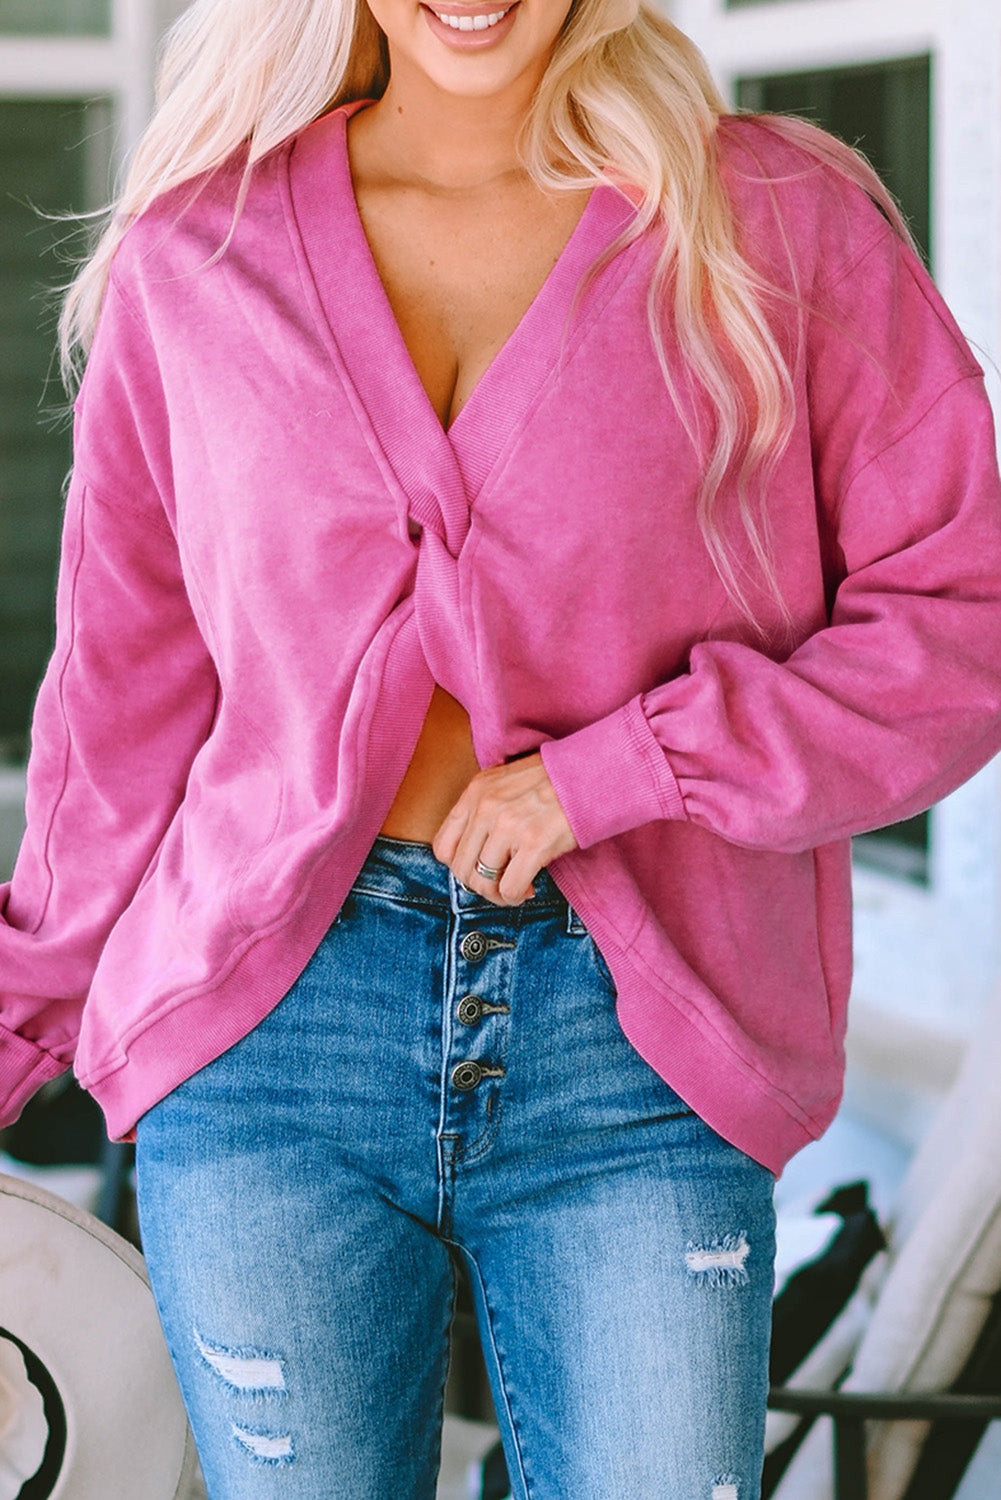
[1,1,1000,1493]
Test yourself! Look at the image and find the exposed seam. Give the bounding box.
[27,485,88,935]
[459,1248,533,1500]
[73,468,175,536]
[833,372,986,527]
[818,223,897,295]
[107,266,160,348]
[715,117,893,300]
[77,607,426,1084]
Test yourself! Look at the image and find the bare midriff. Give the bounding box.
[379,685,481,843]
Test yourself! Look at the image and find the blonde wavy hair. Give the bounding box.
[60,0,909,627]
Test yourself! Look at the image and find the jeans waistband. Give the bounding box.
[353,834,568,915]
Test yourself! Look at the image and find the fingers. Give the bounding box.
[495,850,538,905]
[430,753,576,906]
[475,839,537,905]
[436,812,535,906]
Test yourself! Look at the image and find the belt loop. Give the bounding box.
[565,902,587,936]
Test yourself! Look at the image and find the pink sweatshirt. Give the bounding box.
[2,104,1001,1173]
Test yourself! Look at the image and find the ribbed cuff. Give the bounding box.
[540,695,686,849]
[0,1023,70,1130]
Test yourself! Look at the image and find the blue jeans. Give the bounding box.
[135,835,776,1500]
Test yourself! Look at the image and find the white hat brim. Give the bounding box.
[0,1172,198,1499]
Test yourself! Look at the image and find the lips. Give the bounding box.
[420,1,520,46]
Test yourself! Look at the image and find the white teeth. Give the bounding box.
[432,5,511,29]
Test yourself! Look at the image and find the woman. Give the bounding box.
[3,0,1001,1493]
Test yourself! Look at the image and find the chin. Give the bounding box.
[417,51,542,100]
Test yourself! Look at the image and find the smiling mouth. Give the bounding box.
[427,4,515,28]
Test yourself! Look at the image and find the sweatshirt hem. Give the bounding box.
[615,990,835,1176]
[77,902,347,1140]
[79,890,832,1174]
[538,857,838,1175]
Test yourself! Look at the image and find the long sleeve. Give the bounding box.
[0,273,218,1127]
[541,225,1001,854]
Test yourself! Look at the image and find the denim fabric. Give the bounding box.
[135,835,776,1500]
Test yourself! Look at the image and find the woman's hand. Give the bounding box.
[432,752,578,905]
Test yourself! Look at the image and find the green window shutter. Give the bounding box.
[0,97,110,759]
[736,56,932,265]
[736,56,934,881]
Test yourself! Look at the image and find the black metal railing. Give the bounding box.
[767,1386,1001,1500]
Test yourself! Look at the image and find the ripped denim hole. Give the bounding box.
[232,1424,295,1464]
[684,1234,751,1287]
[194,1329,287,1395]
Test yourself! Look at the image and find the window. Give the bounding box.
[0,5,167,770]
[736,53,933,884]
[0,97,112,760]
[736,55,932,263]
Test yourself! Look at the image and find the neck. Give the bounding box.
[357,62,542,191]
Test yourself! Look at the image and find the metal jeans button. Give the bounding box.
[457,995,485,1025]
[451,1061,484,1091]
[458,932,516,963]
[459,932,489,963]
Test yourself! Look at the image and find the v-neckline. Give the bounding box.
[285,101,638,527]
[341,101,600,440]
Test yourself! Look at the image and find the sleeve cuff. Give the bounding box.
[540,694,686,850]
[0,1023,71,1131]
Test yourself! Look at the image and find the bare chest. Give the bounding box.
[352,180,592,429]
